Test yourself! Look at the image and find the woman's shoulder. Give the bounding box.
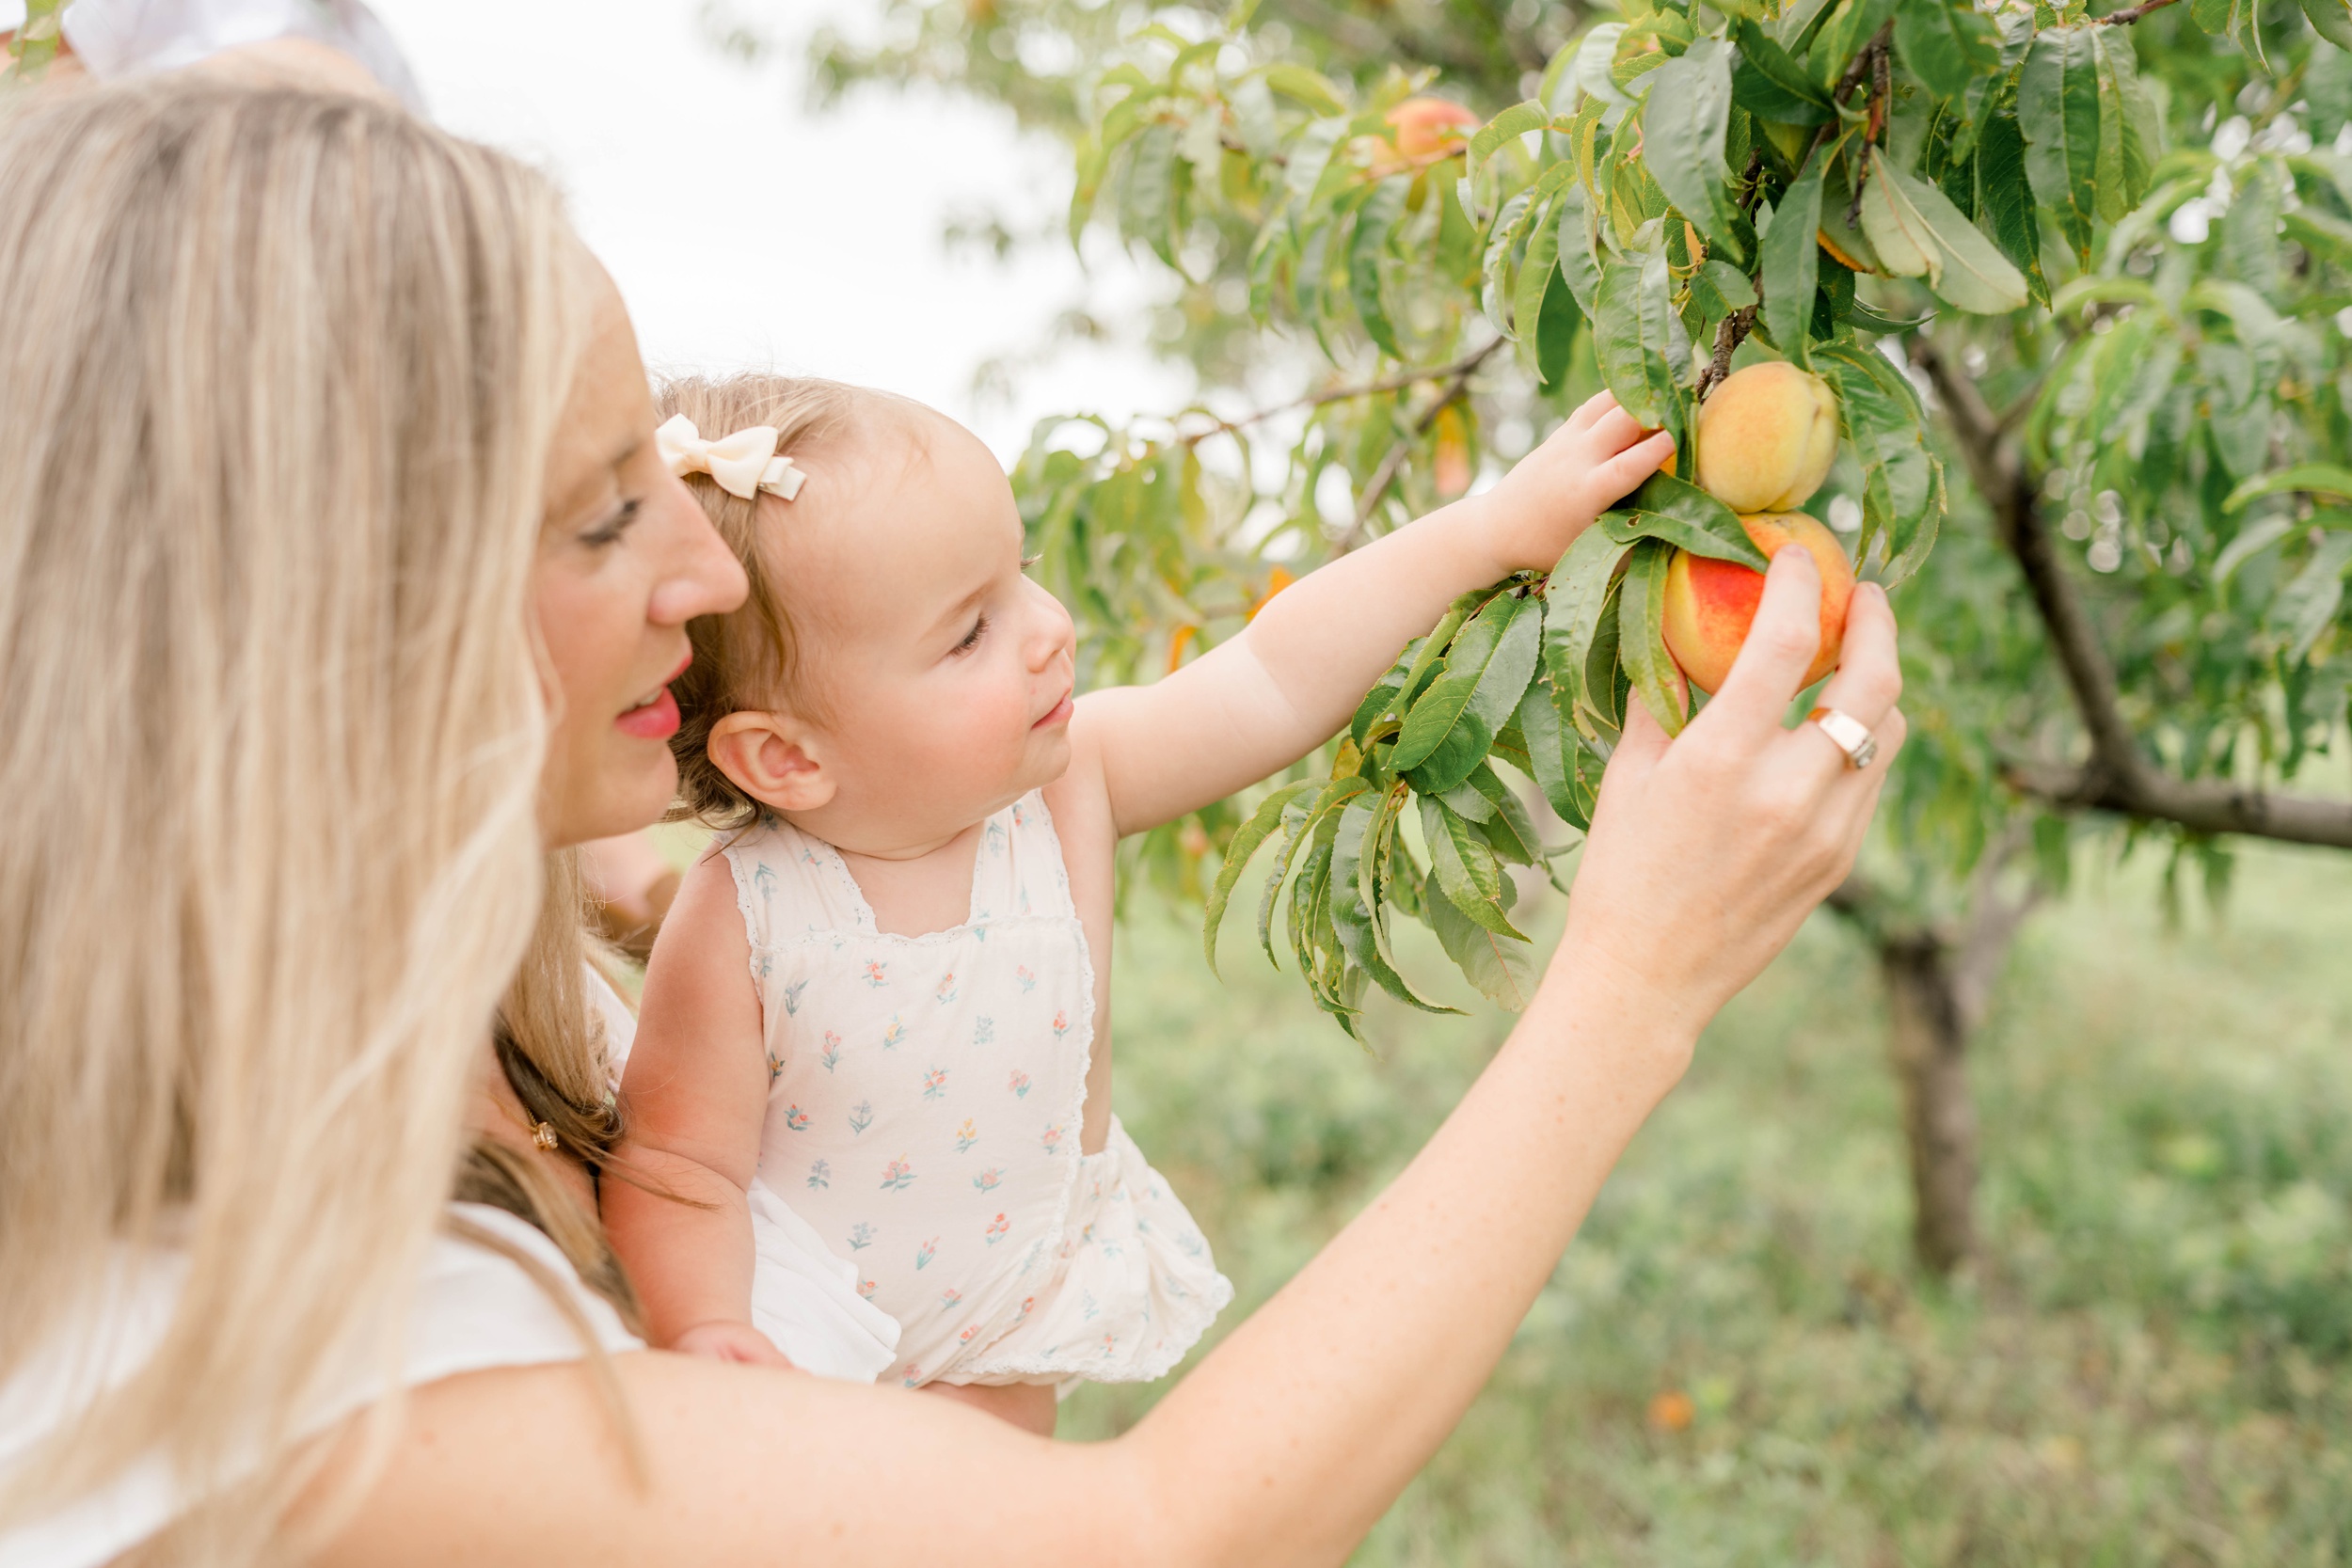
[0,1206,640,1568]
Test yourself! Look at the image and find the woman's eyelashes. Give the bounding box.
[580,497,643,548]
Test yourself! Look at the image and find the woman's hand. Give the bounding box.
[1556,546,1904,1045]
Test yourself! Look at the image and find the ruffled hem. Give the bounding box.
[938,1117,1231,1391]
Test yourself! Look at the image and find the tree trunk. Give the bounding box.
[1877,932,1979,1275]
[1833,857,2038,1277]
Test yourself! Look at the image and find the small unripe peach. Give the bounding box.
[1693,362,1839,514]
[1661,512,1855,695]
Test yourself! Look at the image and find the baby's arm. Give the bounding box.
[1075,392,1672,837]
[605,854,791,1366]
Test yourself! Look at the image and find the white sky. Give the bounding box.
[0,0,1178,458]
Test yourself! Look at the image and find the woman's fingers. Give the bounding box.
[1694,548,1825,742]
[1809,581,1901,730]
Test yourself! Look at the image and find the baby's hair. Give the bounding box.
[659,372,905,832]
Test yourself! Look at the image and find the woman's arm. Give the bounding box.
[1075,393,1673,838]
[602,854,789,1362]
[312,553,1899,1567]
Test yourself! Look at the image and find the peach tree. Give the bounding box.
[802,0,2352,1272]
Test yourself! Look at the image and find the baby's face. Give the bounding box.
[775,409,1076,853]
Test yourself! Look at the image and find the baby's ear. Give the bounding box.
[707,711,834,814]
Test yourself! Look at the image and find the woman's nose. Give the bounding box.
[646,471,748,626]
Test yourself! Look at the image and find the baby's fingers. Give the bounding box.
[1565,388,1623,434]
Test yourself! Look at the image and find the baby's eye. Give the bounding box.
[952,613,990,656]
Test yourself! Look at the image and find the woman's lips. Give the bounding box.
[616,685,680,739]
[614,648,693,739]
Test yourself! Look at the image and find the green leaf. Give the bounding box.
[1204,780,1318,976]
[1119,121,1182,267]
[1594,248,1692,427]
[1541,527,1635,720]
[2092,29,2159,219]
[1424,876,1536,1011]
[1332,789,1460,1014]
[1600,471,1773,567]
[1516,190,1566,381]
[1349,652,1411,746]
[2301,0,2352,51]
[1617,539,1689,734]
[1761,159,1825,370]
[2269,531,2352,664]
[1642,38,1746,261]
[2019,27,2102,261]
[1555,182,1603,315]
[1469,100,1550,166]
[1420,795,1529,941]
[1391,594,1524,773]
[1894,0,2002,101]
[1350,175,1412,359]
[1262,63,1349,117]
[1465,765,1545,866]
[1515,671,1591,828]
[2222,464,2352,512]
[1266,779,1367,972]
[1405,594,1545,794]
[1732,18,1836,123]
[1859,147,2030,312]
[1535,261,1585,388]
[1972,107,2048,308]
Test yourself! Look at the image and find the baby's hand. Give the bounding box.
[671,1319,797,1369]
[1477,390,1677,573]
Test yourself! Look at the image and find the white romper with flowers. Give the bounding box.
[726,791,1232,1394]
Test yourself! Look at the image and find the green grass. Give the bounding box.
[1061,843,2352,1564]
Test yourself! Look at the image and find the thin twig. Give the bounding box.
[1182,341,1506,448]
[1912,334,2352,849]
[1338,343,1502,551]
[1694,306,1758,402]
[2095,0,2183,23]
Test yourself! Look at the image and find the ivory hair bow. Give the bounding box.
[656,414,808,501]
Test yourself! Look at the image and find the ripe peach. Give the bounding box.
[1692,361,1839,514]
[1385,96,1480,163]
[1660,511,1854,695]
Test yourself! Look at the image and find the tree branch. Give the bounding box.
[1182,340,1505,448]
[1913,337,2352,850]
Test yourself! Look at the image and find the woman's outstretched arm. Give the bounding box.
[310,552,1901,1568]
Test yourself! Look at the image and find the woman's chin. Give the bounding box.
[546,748,677,850]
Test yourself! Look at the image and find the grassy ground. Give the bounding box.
[1058,842,2352,1564]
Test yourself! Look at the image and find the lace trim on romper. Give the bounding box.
[725,793,1230,1391]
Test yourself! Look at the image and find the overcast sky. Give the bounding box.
[68,1,1168,458]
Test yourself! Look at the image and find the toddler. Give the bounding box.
[606,373,1671,1433]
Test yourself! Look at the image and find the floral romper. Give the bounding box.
[726,792,1232,1393]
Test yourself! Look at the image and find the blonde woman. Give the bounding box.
[0,79,1906,1568]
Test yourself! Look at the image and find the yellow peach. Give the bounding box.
[1692,361,1839,513]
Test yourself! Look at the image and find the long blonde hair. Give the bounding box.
[0,81,595,1556]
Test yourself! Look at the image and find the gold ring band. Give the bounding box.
[1807,706,1878,769]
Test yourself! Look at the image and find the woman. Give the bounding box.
[0,80,1904,1566]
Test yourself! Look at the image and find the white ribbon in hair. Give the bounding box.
[656,414,808,501]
